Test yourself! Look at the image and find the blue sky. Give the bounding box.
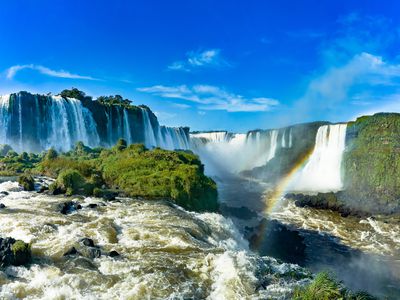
[1,0,400,132]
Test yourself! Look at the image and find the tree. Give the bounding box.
[60,88,92,101]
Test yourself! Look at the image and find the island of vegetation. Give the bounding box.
[0,139,218,213]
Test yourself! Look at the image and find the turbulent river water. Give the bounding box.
[216,177,400,300]
[0,179,314,300]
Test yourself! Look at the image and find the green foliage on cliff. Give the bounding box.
[343,113,400,214]
[100,144,218,212]
[60,88,93,101]
[37,141,218,212]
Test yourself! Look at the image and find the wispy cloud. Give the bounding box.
[154,111,177,121]
[5,64,98,80]
[290,52,400,123]
[138,84,279,112]
[168,49,231,71]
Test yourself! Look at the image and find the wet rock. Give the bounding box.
[58,201,82,215]
[87,203,98,209]
[37,185,49,194]
[102,191,117,201]
[109,250,120,257]
[86,247,101,259]
[18,175,35,191]
[63,247,78,256]
[0,191,9,196]
[49,183,63,195]
[285,192,372,218]
[0,203,5,209]
[0,237,31,266]
[80,238,95,247]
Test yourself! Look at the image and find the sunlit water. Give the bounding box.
[0,180,311,300]
[214,176,400,299]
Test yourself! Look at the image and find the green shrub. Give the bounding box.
[293,272,343,300]
[18,175,35,191]
[56,169,86,195]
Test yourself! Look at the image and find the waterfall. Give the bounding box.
[141,108,158,148]
[123,109,132,145]
[291,124,347,192]
[0,92,191,153]
[0,95,10,145]
[190,130,279,175]
[288,128,293,148]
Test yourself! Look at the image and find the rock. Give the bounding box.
[80,238,95,247]
[37,185,49,194]
[63,247,78,256]
[18,175,35,191]
[0,203,5,209]
[109,250,120,257]
[102,191,117,201]
[86,247,101,259]
[87,203,98,209]
[0,191,9,196]
[58,201,82,215]
[0,237,31,266]
[49,183,63,195]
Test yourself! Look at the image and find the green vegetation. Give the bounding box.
[18,174,35,191]
[1,140,218,212]
[59,88,93,101]
[343,113,400,214]
[97,95,133,108]
[0,147,41,176]
[293,272,377,300]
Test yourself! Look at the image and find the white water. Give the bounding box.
[0,180,310,299]
[290,124,347,192]
[190,130,280,175]
[0,93,190,153]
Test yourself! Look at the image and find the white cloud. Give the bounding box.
[168,49,230,71]
[154,111,177,121]
[298,52,400,108]
[138,84,279,112]
[5,64,98,80]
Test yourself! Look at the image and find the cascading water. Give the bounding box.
[0,92,190,153]
[190,130,280,175]
[290,124,347,192]
[123,109,132,145]
[141,108,158,148]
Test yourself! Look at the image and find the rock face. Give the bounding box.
[0,238,31,267]
[343,113,400,215]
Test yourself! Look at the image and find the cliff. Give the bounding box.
[342,113,400,214]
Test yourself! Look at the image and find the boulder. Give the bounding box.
[58,201,82,215]
[18,175,35,191]
[0,237,31,266]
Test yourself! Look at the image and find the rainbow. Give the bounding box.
[251,147,315,250]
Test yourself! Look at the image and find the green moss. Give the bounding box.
[11,240,31,255]
[343,113,400,214]
[18,174,35,191]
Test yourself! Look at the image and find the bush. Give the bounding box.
[293,272,343,300]
[56,169,86,195]
[18,175,35,191]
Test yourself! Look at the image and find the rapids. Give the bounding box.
[0,180,311,300]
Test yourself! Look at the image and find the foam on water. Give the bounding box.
[0,182,310,299]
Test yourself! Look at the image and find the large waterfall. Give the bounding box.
[191,124,348,193]
[141,108,190,150]
[0,94,100,153]
[290,124,347,192]
[0,92,190,153]
[190,130,281,175]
